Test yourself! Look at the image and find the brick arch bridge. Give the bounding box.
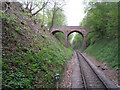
[50,26,88,50]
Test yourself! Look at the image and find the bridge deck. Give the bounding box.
[51,26,84,30]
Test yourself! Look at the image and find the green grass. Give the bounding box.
[85,38,118,68]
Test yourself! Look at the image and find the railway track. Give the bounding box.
[75,50,118,89]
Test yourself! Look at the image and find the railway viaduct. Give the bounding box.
[50,26,88,50]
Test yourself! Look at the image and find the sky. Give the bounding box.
[63,0,86,26]
[63,0,120,26]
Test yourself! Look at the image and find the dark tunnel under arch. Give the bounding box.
[51,30,64,35]
[67,30,84,38]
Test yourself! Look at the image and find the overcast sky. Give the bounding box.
[63,0,119,26]
[63,0,86,26]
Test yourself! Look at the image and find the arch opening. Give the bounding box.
[67,31,84,38]
[52,31,64,35]
[67,31,83,51]
[52,31,66,45]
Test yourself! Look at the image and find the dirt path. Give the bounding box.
[60,51,83,88]
[60,51,85,88]
[60,51,75,88]
[60,52,119,88]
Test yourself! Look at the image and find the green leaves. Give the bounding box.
[15,27,20,31]
[85,38,118,68]
[40,33,47,38]
[81,2,118,41]
[2,38,72,88]
[23,26,31,31]
[46,8,67,27]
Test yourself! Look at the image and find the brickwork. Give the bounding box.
[51,26,88,50]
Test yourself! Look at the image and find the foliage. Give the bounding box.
[2,4,72,89]
[46,8,67,27]
[2,37,72,89]
[40,33,47,38]
[79,2,118,68]
[1,10,15,25]
[46,7,67,45]
[54,32,65,45]
[85,38,118,68]
[35,5,67,27]
[81,2,118,42]
[23,26,31,31]
[70,33,83,51]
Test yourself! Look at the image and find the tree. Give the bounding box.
[81,2,118,43]
[22,0,49,16]
[46,8,66,27]
[47,0,66,29]
[21,0,66,27]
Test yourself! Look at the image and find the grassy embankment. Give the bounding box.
[85,38,118,68]
[2,4,72,88]
[3,38,72,88]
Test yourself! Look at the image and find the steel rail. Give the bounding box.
[77,51,107,89]
[76,51,87,90]
[76,50,118,89]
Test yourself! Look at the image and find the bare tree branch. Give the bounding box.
[31,6,36,11]
[23,0,49,16]
[25,1,30,10]
[32,0,49,16]
[29,2,33,13]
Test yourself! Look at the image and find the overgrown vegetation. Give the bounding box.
[69,33,83,51]
[2,38,72,88]
[80,2,118,68]
[2,2,72,89]
[85,38,118,68]
[54,32,65,45]
[81,2,118,41]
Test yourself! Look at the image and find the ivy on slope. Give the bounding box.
[1,3,72,89]
[85,39,118,68]
[2,36,72,89]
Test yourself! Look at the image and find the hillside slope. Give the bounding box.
[85,38,118,68]
[2,2,72,88]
